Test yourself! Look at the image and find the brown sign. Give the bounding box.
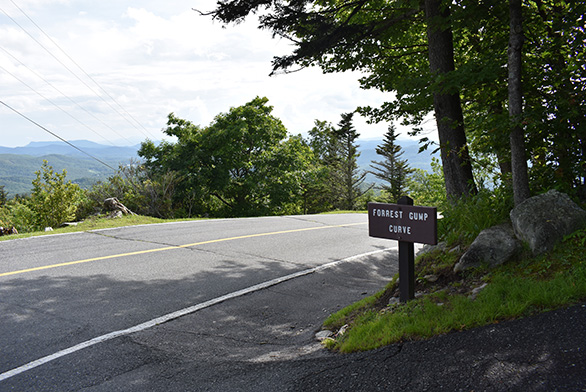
[368,202,437,245]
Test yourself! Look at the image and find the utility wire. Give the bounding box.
[0,46,134,146]
[0,100,117,172]
[1,4,157,141]
[0,63,123,147]
[9,0,158,140]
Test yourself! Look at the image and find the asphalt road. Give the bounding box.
[0,213,398,390]
[2,214,584,391]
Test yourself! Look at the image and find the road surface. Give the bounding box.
[0,213,397,390]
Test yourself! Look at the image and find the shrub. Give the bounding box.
[29,161,82,229]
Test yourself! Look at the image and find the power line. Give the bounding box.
[1,3,157,141]
[8,0,158,140]
[0,100,118,172]
[0,63,122,147]
[0,45,135,145]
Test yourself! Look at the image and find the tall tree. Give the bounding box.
[139,97,314,217]
[334,113,369,210]
[424,0,477,198]
[204,0,477,199]
[305,120,340,212]
[369,125,413,203]
[0,185,6,207]
[507,0,530,205]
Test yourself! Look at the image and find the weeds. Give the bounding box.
[323,227,586,353]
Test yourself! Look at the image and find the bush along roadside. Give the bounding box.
[320,191,586,353]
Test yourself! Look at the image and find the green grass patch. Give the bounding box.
[323,228,586,353]
[0,214,201,241]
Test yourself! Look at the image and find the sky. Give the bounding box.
[0,0,436,148]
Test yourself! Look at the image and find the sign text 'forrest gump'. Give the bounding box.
[368,197,438,302]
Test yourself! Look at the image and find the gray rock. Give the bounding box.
[315,330,334,341]
[468,283,489,300]
[510,190,586,255]
[423,274,439,283]
[454,224,521,272]
[417,241,447,257]
[104,197,135,215]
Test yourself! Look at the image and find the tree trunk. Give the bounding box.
[424,0,477,200]
[508,0,531,205]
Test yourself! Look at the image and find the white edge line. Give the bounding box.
[0,248,393,382]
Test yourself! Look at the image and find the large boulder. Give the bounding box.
[454,224,522,272]
[510,190,586,255]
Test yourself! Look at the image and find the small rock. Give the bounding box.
[44,227,53,232]
[388,297,400,306]
[315,330,334,341]
[417,241,447,257]
[336,324,349,336]
[468,283,489,300]
[424,274,439,283]
[108,210,123,219]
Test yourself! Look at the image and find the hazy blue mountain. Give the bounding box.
[357,138,436,185]
[0,140,141,160]
[0,138,435,196]
[0,140,141,196]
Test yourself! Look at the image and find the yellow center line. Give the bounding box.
[0,222,366,278]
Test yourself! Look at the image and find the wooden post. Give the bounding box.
[398,196,415,302]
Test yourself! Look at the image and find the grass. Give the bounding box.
[322,228,586,353]
[0,214,200,241]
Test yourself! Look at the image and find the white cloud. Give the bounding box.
[0,0,430,148]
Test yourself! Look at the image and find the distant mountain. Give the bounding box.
[0,140,141,161]
[0,140,141,196]
[357,138,436,184]
[0,138,435,196]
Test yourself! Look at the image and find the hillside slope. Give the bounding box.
[0,140,140,195]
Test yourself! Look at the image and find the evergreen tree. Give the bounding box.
[0,185,6,207]
[369,125,413,203]
[334,112,369,210]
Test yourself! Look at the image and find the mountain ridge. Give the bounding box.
[0,139,435,196]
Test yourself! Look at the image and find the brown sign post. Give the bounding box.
[368,197,437,302]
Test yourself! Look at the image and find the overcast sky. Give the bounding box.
[0,0,434,148]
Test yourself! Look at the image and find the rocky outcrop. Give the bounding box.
[510,189,586,255]
[0,226,18,236]
[452,190,586,272]
[454,224,521,272]
[103,198,135,217]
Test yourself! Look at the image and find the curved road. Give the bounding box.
[0,213,396,389]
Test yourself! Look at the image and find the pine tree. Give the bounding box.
[0,185,6,207]
[369,125,413,203]
[334,113,369,210]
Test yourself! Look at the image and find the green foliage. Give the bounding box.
[369,125,413,203]
[139,97,315,218]
[29,161,82,229]
[82,162,180,219]
[438,187,513,246]
[407,158,446,207]
[325,227,586,353]
[305,114,369,211]
[0,185,6,206]
[334,112,369,210]
[0,153,122,196]
[0,200,36,233]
